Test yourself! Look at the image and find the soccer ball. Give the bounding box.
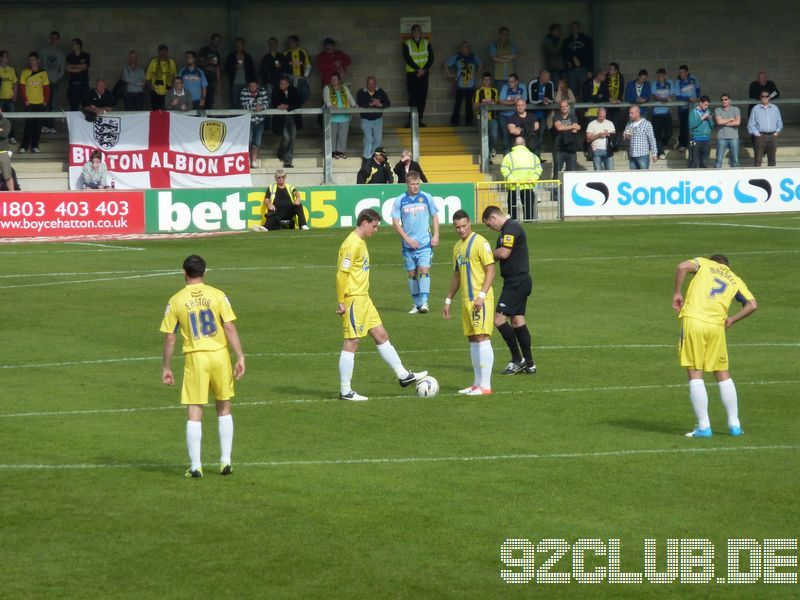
[416,376,439,397]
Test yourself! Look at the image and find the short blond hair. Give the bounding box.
[274,168,286,179]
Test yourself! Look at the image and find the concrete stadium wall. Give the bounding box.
[0,0,797,122]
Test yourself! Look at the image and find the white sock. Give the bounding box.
[218,414,233,465]
[186,420,202,471]
[376,340,407,378]
[469,342,480,386]
[478,340,494,390]
[689,379,710,430]
[339,350,355,394]
[718,379,740,428]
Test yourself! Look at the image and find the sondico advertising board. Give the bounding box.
[563,169,800,217]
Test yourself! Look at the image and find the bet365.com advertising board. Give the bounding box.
[144,184,474,233]
[563,169,800,217]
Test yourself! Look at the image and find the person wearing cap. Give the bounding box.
[0,108,15,191]
[403,24,434,127]
[357,146,394,184]
[252,169,309,231]
[146,44,177,110]
[316,38,351,88]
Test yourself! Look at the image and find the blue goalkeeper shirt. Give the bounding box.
[391,191,438,249]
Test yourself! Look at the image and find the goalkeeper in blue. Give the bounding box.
[391,170,440,314]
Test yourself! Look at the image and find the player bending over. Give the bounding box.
[673,254,757,437]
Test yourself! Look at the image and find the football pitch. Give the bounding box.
[1,213,798,598]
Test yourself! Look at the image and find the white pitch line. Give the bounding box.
[2,379,798,419]
[0,444,798,471]
[0,271,174,289]
[678,222,800,232]
[0,246,144,255]
[6,247,800,287]
[1,341,796,371]
[64,242,146,250]
[0,268,177,280]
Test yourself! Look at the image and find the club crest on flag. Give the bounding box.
[93,116,121,149]
[200,120,227,152]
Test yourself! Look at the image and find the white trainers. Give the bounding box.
[465,386,492,396]
[458,385,478,394]
[399,370,428,387]
[339,390,368,401]
[250,225,268,232]
[300,224,310,231]
[418,303,430,313]
[408,305,420,314]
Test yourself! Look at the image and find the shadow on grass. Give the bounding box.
[603,418,683,435]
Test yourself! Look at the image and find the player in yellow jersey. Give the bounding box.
[160,255,246,478]
[336,208,427,401]
[673,255,757,438]
[443,209,496,395]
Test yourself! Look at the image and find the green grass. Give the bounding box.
[1,214,798,598]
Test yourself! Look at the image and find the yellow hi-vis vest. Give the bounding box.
[501,146,542,190]
[268,183,297,201]
[405,38,429,73]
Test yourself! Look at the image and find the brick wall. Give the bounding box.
[0,1,796,122]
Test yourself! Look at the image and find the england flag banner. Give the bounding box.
[67,112,252,190]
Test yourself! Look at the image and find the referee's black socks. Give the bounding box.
[514,324,533,365]
[497,322,522,364]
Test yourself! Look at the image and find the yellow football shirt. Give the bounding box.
[453,232,495,302]
[338,231,370,297]
[160,283,237,354]
[20,69,49,105]
[679,257,754,325]
[0,66,18,100]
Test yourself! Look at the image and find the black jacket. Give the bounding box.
[357,158,394,184]
[356,87,391,120]
[260,52,289,88]
[271,85,300,134]
[224,51,256,87]
[393,160,428,183]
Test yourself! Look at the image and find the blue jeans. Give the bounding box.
[592,149,614,171]
[361,118,383,159]
[628,155,650,170]
[715,138,740,168]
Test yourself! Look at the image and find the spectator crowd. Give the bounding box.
[0,24,788,172]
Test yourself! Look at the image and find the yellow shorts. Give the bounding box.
[461,299,494,337]
[342,295,382,339]
[181,347,235,405]
[679,317,729,372]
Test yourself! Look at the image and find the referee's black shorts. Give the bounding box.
[496,274,532,316]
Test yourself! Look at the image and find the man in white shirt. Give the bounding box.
[585,107,616,170]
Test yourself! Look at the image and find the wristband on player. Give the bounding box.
[478,291,486,299]
[445,297,452,305]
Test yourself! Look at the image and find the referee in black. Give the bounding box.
[481,205,535,374]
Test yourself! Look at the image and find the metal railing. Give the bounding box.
[3,106,421,185]
[475,180,561,222]
[478,97,800,173]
